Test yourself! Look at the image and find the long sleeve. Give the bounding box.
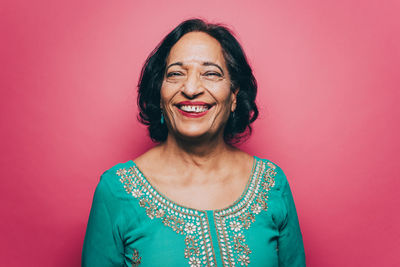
[277,172,306,267]
[82,172,125,266]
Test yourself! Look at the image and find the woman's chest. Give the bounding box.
[146,170,252,211]
[122,211,279,267]
[116,158,279,266]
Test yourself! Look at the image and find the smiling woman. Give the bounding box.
[137,19,258,144]
[161,32,236,141]
[82,19,306,267]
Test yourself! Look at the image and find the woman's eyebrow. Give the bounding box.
[166,62,183,70]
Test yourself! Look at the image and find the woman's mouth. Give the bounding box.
[175,102,213,118]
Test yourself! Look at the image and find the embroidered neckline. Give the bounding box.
[116,157,277,267]
[128,155,258,213]
[213,160,276,266]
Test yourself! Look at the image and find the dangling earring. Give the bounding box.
[160,112,165,124]
[230,111,235,120]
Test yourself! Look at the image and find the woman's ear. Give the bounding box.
[231,88,239,112]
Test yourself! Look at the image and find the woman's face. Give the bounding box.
[160,31,238,141]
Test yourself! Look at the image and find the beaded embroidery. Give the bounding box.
[117,166,216,267]
[214,161,276,266]
[131,248,141,266]
[116,159,276,267]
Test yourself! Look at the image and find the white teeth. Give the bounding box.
[179,105,209,113]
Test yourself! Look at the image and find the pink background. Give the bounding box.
[1,0,399,266]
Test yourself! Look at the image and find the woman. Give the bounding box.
[82,19,305,267]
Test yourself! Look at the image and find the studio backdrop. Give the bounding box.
[1,0,399,266]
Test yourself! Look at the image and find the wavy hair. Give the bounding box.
[137,18,258,144]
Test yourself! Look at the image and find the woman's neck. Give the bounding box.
[158,133,238,169]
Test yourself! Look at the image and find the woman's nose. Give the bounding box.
[181,73,204,98]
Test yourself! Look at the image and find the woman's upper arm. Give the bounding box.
[82,172,125,267]
[276,168,306,267]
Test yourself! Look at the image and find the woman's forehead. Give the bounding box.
[167,32,226,67]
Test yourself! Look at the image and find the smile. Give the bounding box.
[179,105,209,113]
[175,102,214,118]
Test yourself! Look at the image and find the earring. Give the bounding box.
[160,112,165,124]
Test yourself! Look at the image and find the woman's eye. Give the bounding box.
[204,72,222,77]
[166,72,183,77]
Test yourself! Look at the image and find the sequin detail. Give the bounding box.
[116,159,276,267]
[214,161,276,266]
[117,166,216,266]
[131,248,141,266]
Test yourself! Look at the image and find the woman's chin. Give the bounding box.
[172,129,218,142]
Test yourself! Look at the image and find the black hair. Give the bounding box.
[137,18,258,144]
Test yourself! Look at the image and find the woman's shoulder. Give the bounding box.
[256,156,282,171]
[94,160,135,196]
[101,160,135,179]
[255,156,290,191]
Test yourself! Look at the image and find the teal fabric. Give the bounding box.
[82,156,305,266]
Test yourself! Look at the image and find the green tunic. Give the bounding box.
[82,156,305,266]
